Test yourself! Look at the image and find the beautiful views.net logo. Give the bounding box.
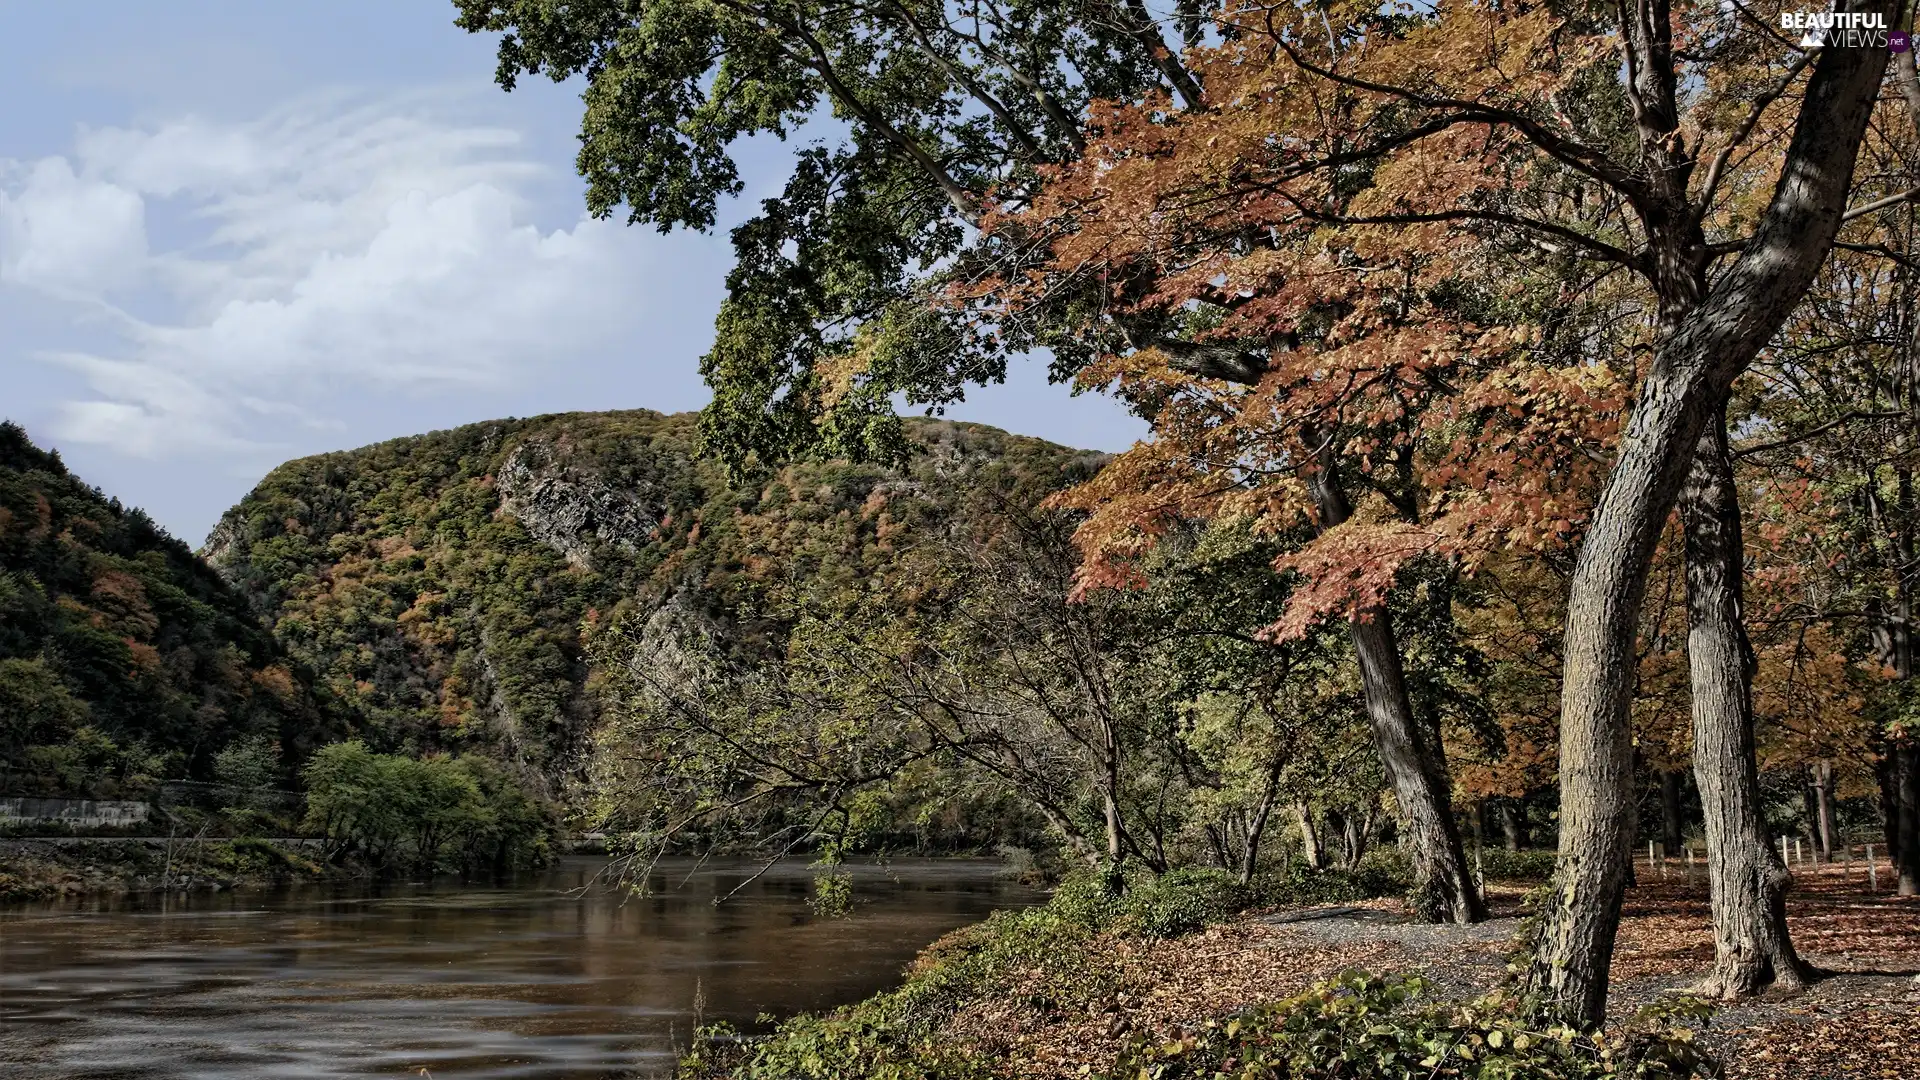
[1779,11,1910,50]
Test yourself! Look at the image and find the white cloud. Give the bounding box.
[0,156,148,295]
[1,93,658,456]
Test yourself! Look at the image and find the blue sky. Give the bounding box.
[0,1,1144,544]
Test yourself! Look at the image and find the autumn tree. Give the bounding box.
[968,2,1687,933]
[982,0,1896,1022]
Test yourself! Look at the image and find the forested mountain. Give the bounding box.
[0,422,340,795]
[206,410,1102,797]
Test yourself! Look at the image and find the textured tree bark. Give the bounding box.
[1810,762,1838,862]
[1296,802,1323,869]
[1682,417,1809,998]
[1898,740,1920,895]
[1660,769,1687,859]
[1869,596,1920,892]
[1342,805,1375,868]
[1239,749,1285,883]
[1527,29,1890,1026]
[1302,438,1484,923]
[1867,554,1918,892]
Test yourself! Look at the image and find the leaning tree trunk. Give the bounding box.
[1682,416,1808,998]
[1527,31,1890,1026]
[1303,448,1484,923]
[1347,610,1483,921]
[1296,802,1324,869]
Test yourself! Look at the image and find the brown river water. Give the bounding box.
[0,856,1038,1079]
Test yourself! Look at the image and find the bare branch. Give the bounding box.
[1695,53,1814,215]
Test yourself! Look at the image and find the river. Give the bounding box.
[0,856,1037,1079]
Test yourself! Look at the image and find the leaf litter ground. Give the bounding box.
[932,864,1917,1078]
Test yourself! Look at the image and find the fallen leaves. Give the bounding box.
[917,874,1919,1078]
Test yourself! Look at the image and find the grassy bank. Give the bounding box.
[0,835,334,902]
[681,858,1920,1080]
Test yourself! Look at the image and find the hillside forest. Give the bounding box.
[453,0,1920,1039]
[1,0,1918,1060]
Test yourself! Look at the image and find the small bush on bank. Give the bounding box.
[1253,850,1412,909]
[301,741,553,874]
[1111,972,1717,1080]
[1477,847,1559,883]
[1120,867,1252,938]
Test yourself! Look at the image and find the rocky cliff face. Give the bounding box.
[494,441,662,571]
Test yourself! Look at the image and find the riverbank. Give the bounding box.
[0,835,334,901]
[684,865,1920,1079]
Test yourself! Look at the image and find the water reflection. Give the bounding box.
[0,856,1036,1079]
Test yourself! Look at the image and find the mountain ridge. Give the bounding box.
[204,408,1104,794]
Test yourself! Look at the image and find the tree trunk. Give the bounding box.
[1867,560,1918,892]
[1240,745,1286,883]
[1809,762,1838,862]
[1203,823,1232,870]
[1296,802,1323,870]
[1101,719,1125,864]
[1502,798,1527,851]
[1660,769,1686,859]
[1324,806,1349,867]
[1343,807,1372,868]
[1302,444,1483,923]
[1897,738,1920,895]
[1526,31,1889,1026]
[1682,416,1807,998]
[1102,788,1123,864]
[1880,750,1901,864]
[1346,609,1481,920]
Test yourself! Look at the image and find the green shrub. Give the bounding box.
[302,741,552,873]
[680,1012,986,1080]
[214,836,322,877]
[1253,852,1411,909]
[1111,972,1717,1079]
[1477,848,1559,883]
[1350,848,1413,894]
[1120,867,1253,938]
[1048,864,1126,928]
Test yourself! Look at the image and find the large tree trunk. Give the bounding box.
[1660,769,1687,859]
[1303,439,1484,923]
[1682,417,1808,998]
[1526,33,1889,1026]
